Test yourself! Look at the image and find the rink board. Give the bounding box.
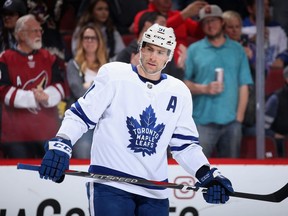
[0,159,288,216]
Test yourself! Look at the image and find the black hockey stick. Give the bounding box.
[17,163,288,202]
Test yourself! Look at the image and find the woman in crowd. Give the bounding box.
[71,0,125,61]
[67,23,108,158]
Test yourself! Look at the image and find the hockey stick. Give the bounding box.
[17,163,288,202]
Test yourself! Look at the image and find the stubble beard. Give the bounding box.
[206,30,224,41]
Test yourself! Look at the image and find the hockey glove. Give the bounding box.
[196,168,234,204]
[39,137,72,183]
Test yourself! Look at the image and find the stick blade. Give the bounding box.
[231,183,288,202]
[272,183,288,202]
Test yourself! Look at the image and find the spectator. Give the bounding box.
[223,10,255,69]
[242,0,287,73]
[0,0,27,52]
[265,66,288,157]
[0,14,66,158]
[27,0,66,60]
[222,10,256,128]
[66,23,108,158]
[76,0,148,35]
[72,0,125,61]
[132,0,208,66]
[184,5,253,158]
[116,11,184,80]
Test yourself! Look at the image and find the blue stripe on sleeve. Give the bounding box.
[170,134,200,152]
[172,134,199,143]
[170,144,192,152]
[70,101,96,129]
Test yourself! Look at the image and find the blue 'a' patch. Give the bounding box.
[126,105,165,157]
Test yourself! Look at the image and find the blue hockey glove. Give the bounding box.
[39,137,72,183]
[196,168,234,204]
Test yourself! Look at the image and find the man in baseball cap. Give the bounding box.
[2,0,27,16]
[184,3,253,158]
[0,0,27,52]
[199,4,223,21]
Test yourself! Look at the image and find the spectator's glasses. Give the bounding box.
[22,29,44,34]
[83,36,98,42]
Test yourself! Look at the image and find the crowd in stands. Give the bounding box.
[0,0,288,159]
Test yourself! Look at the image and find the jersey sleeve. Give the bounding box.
[169,85,210,176]
[57,64,115,144]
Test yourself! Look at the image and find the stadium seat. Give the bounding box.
[240,135,278,158]
[59,4,77,35]
[265,67,284,97]
[121,34,136,46]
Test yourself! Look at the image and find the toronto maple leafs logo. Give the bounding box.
[126,105,165,157]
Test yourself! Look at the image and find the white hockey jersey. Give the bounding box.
[58,62,209,199]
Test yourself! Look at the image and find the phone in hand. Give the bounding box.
[240,34,249,47]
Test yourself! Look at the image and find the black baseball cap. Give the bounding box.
[2,0,27,16]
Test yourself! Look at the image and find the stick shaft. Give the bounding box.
[17,163,198,190]
[17,163,288,202]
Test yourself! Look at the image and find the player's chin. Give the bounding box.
[146,64,158,71]
[146,69,161,75]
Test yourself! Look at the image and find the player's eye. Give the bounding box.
[157,50,166,55]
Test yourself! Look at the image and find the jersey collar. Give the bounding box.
[131,64,167,85]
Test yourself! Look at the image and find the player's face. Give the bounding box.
[82,28,98,54]
[202,17,224,39]
[140,43,169,76]
[93,0,109,23]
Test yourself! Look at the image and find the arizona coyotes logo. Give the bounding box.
[22,70,48,114]
[126,105,165,157]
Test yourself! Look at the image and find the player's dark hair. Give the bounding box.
[141,42,171,57]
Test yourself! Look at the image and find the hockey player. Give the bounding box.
[38,24,234,215]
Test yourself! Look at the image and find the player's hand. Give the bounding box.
[39,137,72,183]
[196,168,234,204]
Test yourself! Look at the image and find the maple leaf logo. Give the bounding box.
[126,105,165,157]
